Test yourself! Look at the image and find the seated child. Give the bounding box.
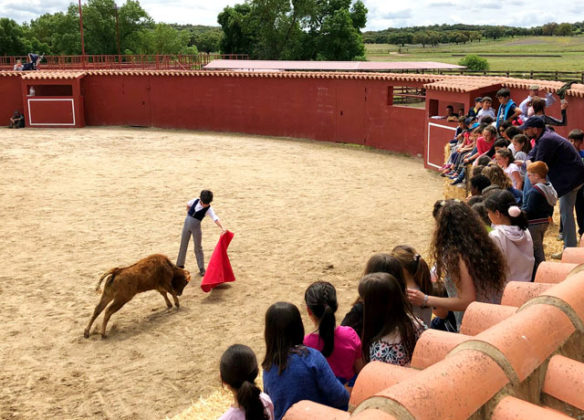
[360,273,426,366]
[521,161,558,273]
[262,302,348,420]
[303,282,363,385]
[9,110,24,128]
[219,344,274,420]
[476,96,495,123]
[470,174,491,196]
[485,190,534,282]
[495,149,523,190]
[391,245,434,326]
[341,253,406,338]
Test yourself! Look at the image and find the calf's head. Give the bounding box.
[172,269,191,296]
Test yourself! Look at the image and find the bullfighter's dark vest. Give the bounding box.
[187,198,210,220]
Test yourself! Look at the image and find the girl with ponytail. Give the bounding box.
[219,344,274,420]
[303,282,363,385]
[391,245,434,326]
[484,189,535,282]
[262,302,349,420]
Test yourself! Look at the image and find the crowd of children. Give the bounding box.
[214,88,584,420]
[440,87,584,259]
[218,243,433,420]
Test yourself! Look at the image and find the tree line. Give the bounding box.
[364,22,584,47]
[0,0,367,61]
[0,0,206,56]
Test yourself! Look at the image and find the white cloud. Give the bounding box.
[2,0,584,32]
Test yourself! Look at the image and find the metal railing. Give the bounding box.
[0,53,249,71]
[399,68,584,83]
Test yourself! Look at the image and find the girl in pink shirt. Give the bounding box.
[303,282,363,385]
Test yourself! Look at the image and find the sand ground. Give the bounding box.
[0,126,462,419]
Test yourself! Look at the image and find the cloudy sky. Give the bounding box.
[2,0,584,31]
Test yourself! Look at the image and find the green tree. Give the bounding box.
[0,18,27,55]
[25,10,80,55]
[142,23,192,54]
[317,8,364,60]
[459,54,489,71]
[193,30,222,53]
[117,0,154,53]
[554,23,573,36]
[218,0,367,60]
[218,3,256,55]
[82,0,118,54]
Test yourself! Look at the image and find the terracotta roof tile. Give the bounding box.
[459,302,517,336]
[561,247,584,264]
[358,349,509,419]
[502,78,584,98]
[75,69,446,83]
[534,262,578,284]
[410,329,470,369]
[350,362,417,408]
[500,281,554,307]
[543,355,584,411]
[282,401,349,420]
[0,71,21,77]
[456,303,575,383]
[492,396,574,420]
[21,70,86,80]
[282,260,584,420]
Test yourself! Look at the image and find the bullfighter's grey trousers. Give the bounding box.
[176,215,204,272]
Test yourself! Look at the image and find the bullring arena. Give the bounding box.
[2,68,584,419]
[0,126,442,419]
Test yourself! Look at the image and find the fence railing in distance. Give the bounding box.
[0,53,249,71]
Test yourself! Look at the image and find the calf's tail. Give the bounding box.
[95,268,121,293]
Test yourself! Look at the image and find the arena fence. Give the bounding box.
[0,53,249,71]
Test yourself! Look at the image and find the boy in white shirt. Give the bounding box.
[176,190,225,276]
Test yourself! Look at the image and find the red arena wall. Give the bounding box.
[3,70,584,168]
[81,73,426,156]
[0,75,23,122]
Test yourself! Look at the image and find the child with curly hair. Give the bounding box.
[408,200,507,331]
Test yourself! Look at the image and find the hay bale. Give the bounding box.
[170,374,266,419]
[169,387,232,420]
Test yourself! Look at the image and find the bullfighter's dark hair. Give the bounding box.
[304,281,338,358]
[262,302,306,375]
[200,190,213,204]
[220,344,269,420]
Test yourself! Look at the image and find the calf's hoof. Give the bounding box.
[83,329,90,339]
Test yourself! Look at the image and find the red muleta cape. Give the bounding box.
[200,230,235,292]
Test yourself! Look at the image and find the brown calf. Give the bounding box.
[84,254,191,338]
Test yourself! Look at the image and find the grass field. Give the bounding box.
[365,36,584,72]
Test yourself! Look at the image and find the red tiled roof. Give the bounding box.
[20,70,86,80]
[204,59,465,71]
[424,75,506,92]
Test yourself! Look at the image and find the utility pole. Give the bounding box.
[114,3,121,62]
[78,0,86,68]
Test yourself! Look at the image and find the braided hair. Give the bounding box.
[304,281,338,358]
